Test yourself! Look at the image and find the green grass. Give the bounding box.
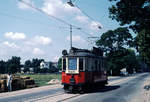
[21,73,61,87]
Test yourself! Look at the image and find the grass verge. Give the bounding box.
[21,73,61,87]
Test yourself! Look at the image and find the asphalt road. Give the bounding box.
[0,87,63,102]
[0,73,149,102]
[70,73,150,102]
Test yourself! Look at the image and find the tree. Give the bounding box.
[136,29,150,64]
[0,60,6,74]
[123,49,140,74]
[24,60,32,73]
[106,48,127,75]
[7,56,21,74]
[31,58,44,73]
[57,58,62,71]
[96,27,133,53]
[96,27,139,75]
[108,0,150,64]
[109,0,150,32]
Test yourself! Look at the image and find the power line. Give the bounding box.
[67,0,102,29]
[72,0,78,3]
[0,11,70,30]
[19,0,79,29]
[80,30,93,37]
[0,10,96,38]
[18,0,95,37]
[18,0,100,49]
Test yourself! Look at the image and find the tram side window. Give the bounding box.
[79,58,84,71]
[63,58,66,71]
[95,60,98,71]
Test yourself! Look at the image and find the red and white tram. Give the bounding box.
[61,47,107,92]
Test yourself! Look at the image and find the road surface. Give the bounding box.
[69,73,150,102]
[0,73,149,102]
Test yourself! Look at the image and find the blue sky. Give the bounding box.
[0,0,120,63]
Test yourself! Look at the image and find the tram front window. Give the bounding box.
[68,58,77,70]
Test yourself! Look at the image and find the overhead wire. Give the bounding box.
[19,0,78,29]
[18,0,99,48]
[72,0,79,3]
[71,1,102,29]
[18,0,95,38]
[69,0,103,46]
[0,11,70,30]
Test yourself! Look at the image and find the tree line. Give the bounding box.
[0,57,59,74]
[0,56,21,74]
[95,0,150,75]
[96,27,141,75]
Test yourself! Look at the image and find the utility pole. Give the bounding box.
[70,25,72,48]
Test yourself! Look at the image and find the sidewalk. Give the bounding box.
[0,84,63,98]
[131,75,150,102]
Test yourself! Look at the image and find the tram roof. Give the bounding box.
[62,47,103,57]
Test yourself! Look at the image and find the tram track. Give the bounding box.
[57,94,81,102]
[0,74,143,102]
[29,92,65,102]
[30,74,141,102]
[29,91,82,102]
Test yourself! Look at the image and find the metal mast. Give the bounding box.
[70,25,72,48]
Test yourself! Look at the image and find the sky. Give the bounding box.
[0,0,120,63]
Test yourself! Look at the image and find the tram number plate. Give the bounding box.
[68,70,76,73]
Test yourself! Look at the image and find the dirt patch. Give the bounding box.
[47,79,61,84]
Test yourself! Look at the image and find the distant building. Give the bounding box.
[40,61,51,69]
[120,68,128,76]
[40,61,58,72]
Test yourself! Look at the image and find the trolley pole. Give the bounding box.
[70,25,72,48]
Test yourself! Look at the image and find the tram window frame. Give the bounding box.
[101,58,104,70]
[79,58,84,71]
[98,60,100,71]
[95,60,98,71]
[62,58,66,71]
[99,59,101,71]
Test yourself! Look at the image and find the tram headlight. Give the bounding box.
[62,50,68,55]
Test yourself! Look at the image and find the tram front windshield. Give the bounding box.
[68,58,77,70]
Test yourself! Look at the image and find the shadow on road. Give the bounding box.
[84,85,120,94]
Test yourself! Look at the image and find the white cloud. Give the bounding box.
[26,35,52,45]
[2,41,19,49]
[34,36,52,45]
[75,15,89,23]
[41,0,80,17]
[33,48,45,55]
[17,0,34,10]
[90,21,103,31]
[4,32,26,40]
[67,35,85,43]
[0,41,22,58]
